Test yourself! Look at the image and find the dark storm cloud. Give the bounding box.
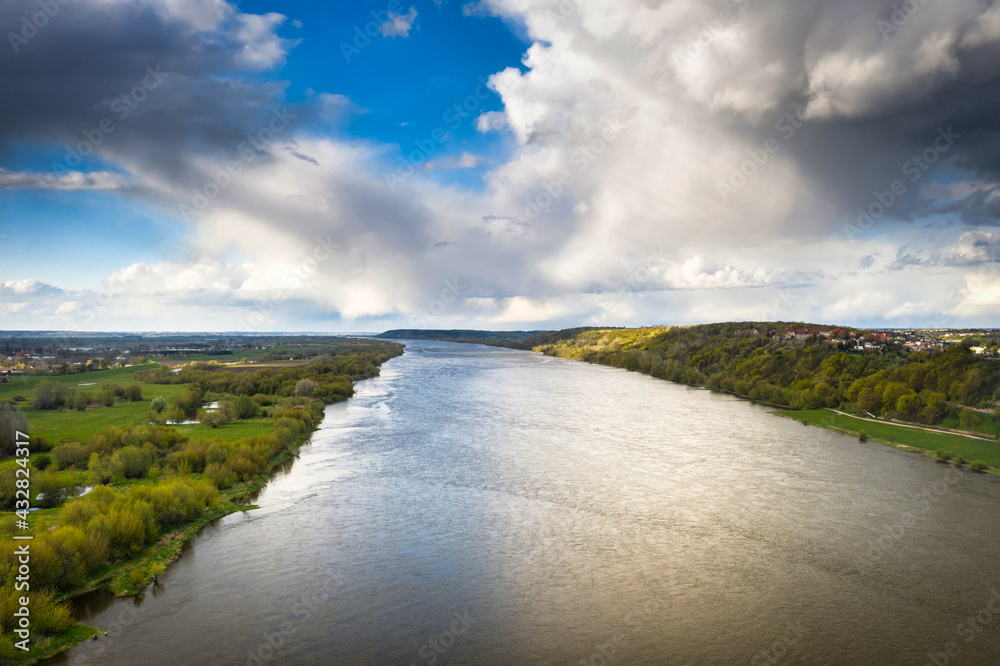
[0,0,299,186]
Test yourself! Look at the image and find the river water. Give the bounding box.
[49,340,1000,665]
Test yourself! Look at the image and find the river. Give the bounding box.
[49,340,1000,665]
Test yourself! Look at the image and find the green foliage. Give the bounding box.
[970,461,990,472]
[73,391,90,411]
[224,394,258,420]
[173,386,205,418]
[198,408,232,429]
[32,380,76,410]
[533,324,1000,428]
[0,340,403,652]
[0,403,28,457]
[936,449,953,462]
[858,430,868,442]
[295,378,319,397]
[959,409,982,431]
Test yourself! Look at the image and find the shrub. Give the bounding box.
[295,378,319,397]
[198,408,231,428]
[150,396,167,413]
[204,462,236,488]
[32,381,74,410]
[52,442,90,470]
[936,449,953,462]
[858,430,868,442]
[73,392,89,411]
[123,385,143,402]
[33,469,79,508]
[224,394,258,420]
[130,568,146,587]
[88,452,123,485]
[0,403,28,456]
[959,409,982,431]
[970,461,990,472]
[174,387,205,418]
[113,446,155,479]
[97,388,117,407]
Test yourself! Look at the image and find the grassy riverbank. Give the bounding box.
[0,341,403,664]
[773,408,1000,472]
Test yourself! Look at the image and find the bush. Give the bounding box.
[970,461,990,472]
[858,430,868,442]
[174,387,205,418]
[959,409,982,431]
[52,442,90,470]
[32,381,74,410]
[33,469,79,508]
[113,446,155,479]
[936,449,953,462]
[295,378,319,397]
[224,394,258,420]
[73,391,90,411]
[204,462,236,488]
[198,408,231,428]
[97,388,117,407]
[130,568,146,587]
[0,402,28,456]
[124,385,143,402]
[150,396,167,413]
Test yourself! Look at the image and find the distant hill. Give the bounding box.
[375,329,548,348]
[375,327,613,350]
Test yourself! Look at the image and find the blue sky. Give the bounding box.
[2,0,1000,331]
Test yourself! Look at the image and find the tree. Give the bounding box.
[224,394,257,420]
[32,380,73,410]
[123,385,143,402]
[150,396,167,413]
[198,408,231,429]
[959,409,982,432]
[0,403,29,457]
[295,378,319,397]
[97,388,117,408]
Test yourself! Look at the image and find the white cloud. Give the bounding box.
[424,152,487,170]
[381,6,418,38]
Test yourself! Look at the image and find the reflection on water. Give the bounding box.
[49,341,1000,665]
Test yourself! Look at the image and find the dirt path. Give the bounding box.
[827,409,996,442]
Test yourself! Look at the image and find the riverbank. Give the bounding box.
[19,425,319,666]
[773,407,1000,474]
[1,342,405,664]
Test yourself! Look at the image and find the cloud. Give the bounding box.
[0,279,63,299]
[0,169,127,190]
[381,6,418,38]
[5,0,1000,330]
[424,152,488,170]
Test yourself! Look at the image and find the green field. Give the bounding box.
[776,408,1000,468]
[1,365,195,446]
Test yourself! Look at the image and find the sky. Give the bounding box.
[1,0,1000,332]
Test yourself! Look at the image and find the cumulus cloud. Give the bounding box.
[4,0,1000,329]
[381,6,418,38]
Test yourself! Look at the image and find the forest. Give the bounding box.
[531,324,1000,432]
